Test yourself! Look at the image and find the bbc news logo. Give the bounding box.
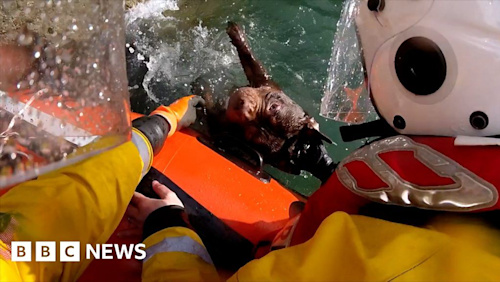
[11,241,146,262]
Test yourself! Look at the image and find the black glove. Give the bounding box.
[291,137,337,183]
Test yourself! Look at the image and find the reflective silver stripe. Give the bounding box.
[144,236,213,265]
[337,135,498,211]
[0,91,98,147]
[131,130,153,178]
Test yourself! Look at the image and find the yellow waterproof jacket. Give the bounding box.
[0,141,143,281]
[142,212,500,281]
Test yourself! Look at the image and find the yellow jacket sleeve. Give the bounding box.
[0,141,143,281]
[229,212,500,281]
[142,227,219,282]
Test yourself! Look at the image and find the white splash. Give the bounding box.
[125,0,179,24]
[125,1,242,105]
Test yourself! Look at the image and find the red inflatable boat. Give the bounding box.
[0,90,302,281]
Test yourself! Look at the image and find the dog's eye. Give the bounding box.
[269,103,280,113]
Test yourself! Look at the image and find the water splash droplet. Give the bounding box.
[17,34,34,46]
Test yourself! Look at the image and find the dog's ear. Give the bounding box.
[305,117,333,144]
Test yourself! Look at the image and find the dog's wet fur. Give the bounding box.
[194,22,333,179]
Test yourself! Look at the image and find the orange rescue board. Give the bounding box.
[130,111,299,244]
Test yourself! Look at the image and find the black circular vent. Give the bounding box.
[395,37,446,96]
[470,111,488,130]
[368,0,385,11]
[393,115,406,130]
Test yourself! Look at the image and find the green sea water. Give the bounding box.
[127,0,366,196]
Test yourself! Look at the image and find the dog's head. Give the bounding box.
[226,87,262,124]
[227,86,304,130]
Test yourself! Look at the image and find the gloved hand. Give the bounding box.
[151,95,205,137]
[132,95,205,169]
[276,131,337,184]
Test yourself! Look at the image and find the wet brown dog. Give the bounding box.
[225,22,331,149]
[198,22,335,182]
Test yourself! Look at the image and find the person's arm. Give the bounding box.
[125,181,219,282]
[142,224,219,282]
[0,48,203,279]
[131,95,205,177]
[0,141,144,281]
[0,93,203,280]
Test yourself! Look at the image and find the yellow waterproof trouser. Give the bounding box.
[231,212,500,281]
[141,212,500,281]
